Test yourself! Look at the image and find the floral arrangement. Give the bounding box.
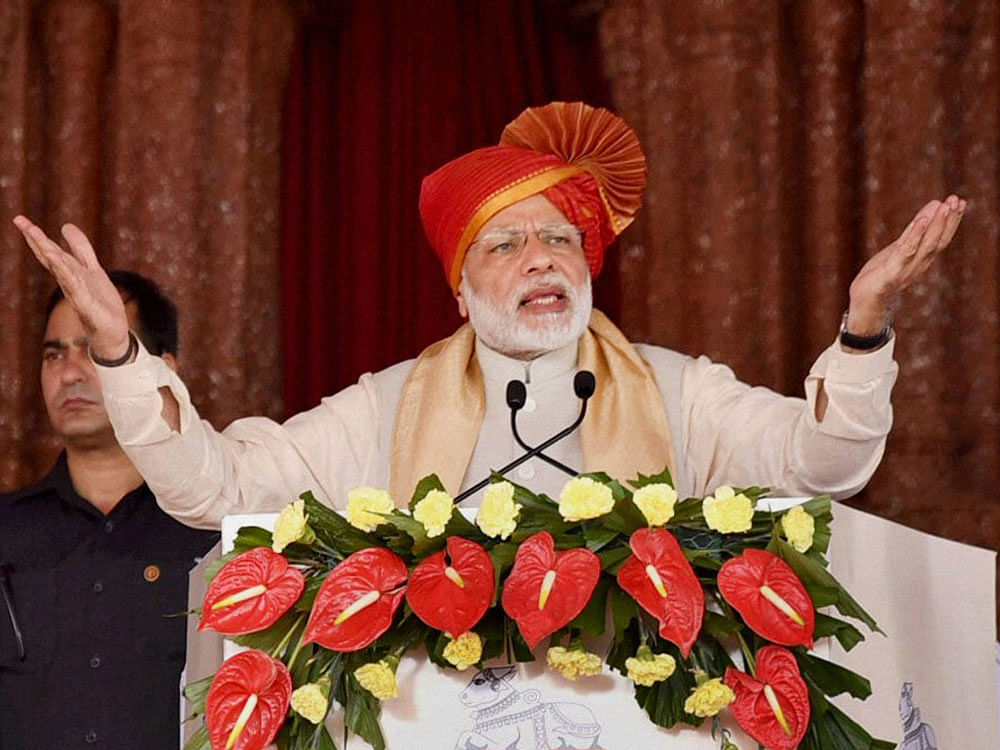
[182,469,894,750]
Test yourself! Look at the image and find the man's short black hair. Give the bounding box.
[44,271,179,356]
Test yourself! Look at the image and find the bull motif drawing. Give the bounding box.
[454,666,603,750]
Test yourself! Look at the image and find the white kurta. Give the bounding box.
[96,331,897,529]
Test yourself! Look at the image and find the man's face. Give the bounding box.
[456,194,592,359]
[40,298,139,448]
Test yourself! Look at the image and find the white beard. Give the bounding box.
[460,273,593,359]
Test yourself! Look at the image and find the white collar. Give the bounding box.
[474,337,578,385]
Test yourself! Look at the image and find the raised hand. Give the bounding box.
[14,216,131,360]
[846,195,966,336]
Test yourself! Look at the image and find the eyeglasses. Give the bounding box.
[0,564,25,663]
[467,224,584,257]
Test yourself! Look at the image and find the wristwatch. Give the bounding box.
[90,331,139,367]
[839,312,892,351]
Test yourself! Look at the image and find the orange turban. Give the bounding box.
[420,102,647,292]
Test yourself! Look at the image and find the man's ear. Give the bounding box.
[161,352,179,372]
[455,287,468,319]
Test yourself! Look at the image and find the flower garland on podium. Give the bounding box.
[182,469,894,750]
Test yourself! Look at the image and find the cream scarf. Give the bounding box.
[389,310,675,504]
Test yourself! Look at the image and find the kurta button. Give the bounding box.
[85,731,98,743]
[518,464,536,480]
[523,396,537,413]
[104,520,114,533]
[143,565,161,582]
[92,581,103,593]
[89,655,101,668]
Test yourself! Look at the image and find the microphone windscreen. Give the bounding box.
[574,370,596,399]
[506,380,527,410]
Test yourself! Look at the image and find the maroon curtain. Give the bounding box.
[279,0,616,415]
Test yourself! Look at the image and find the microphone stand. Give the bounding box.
[507,380,579,478]
[454,371,595,505]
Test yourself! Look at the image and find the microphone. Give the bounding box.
[455,370,596,504]
[574,370,596,399]
[505,380,527,411]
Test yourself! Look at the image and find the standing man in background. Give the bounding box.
[0,271,218,749]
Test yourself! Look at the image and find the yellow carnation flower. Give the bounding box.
[632,483,678,526]
[476,482,522,539]
[345,486,394,532]
[558,477,614,522]
[684,677,735,717]
[354,658,398,700]
[625,645,676,686]
[413,489,454,538]
[272,499,315,553]
[546,645,603,680]
[781,505,815,552]
[703,485,754,533]
[443,631,483,670]
[290,677,330,724]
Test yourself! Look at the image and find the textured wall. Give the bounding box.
[601,0,999,615]
[0,0,297,487]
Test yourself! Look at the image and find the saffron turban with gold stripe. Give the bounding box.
[419,102,647,292]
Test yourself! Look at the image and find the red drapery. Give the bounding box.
[279,0,617,415]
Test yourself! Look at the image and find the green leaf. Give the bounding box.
[295,575,325,612]
[408,474,447,511]
[377,511,427,548]
[582,524,619,551]
[627,465,674,490]
[301,491,377,556]
[631,640,699,728]
[796,651,872,700]
[508,483,568,536]
[232,525,275,552]
[768,536,882,634]
[701,610,743,641]
[182,724,211,750]
[474,608,508,663]
[597,545,631,573]
[797,495,833,556]
[488,543,518,595]
[509,626,535,662]
[689,632,735,676]
[344,666,387,750]
[813,613,865,651]
[442,505,482,540]
[606,617,640,674]
[181,673,214,718]
[804,584,841,608]
[590,474,646,535]
[569,576,609,636]
[609,585,638,636]
[230,609,303,654]
[800,688,896,750]
[670,496,706,523]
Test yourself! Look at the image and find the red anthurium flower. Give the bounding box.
[200,547,305,635]
[501,531,601,650]
[616,527,704,657]
[406,536,495,637]
[717,548,815,646]
[724,645,810,750]
[206,649,292,750]
[303,547,407,652]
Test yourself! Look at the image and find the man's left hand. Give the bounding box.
[845,194,966,336]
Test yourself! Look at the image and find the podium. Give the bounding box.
[183,503,998,748]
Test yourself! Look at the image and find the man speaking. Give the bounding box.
[13,102,965,525]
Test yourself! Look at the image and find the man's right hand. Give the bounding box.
[14,216,132,361]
